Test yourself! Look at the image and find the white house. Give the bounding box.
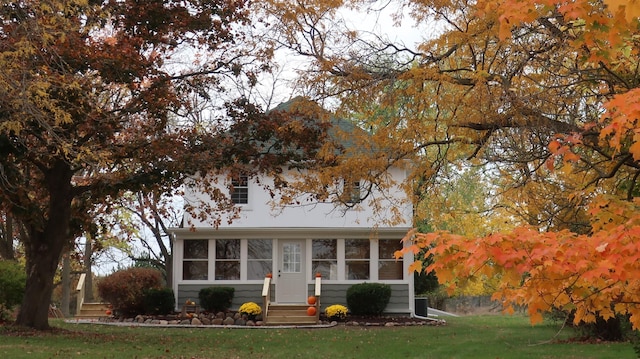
[170,99,415,316]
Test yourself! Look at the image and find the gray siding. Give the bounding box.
[308,283,411,314]
[177,283,410,314]
[177,284,273,311]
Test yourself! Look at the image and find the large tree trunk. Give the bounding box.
[15,160,73,330]
[16,230,67,329]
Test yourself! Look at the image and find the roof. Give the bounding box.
[271,96,369,152]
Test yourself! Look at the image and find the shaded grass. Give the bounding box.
[0,315,635,358]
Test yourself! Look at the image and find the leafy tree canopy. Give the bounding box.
[0,0,326,329]
[262,0,640,329]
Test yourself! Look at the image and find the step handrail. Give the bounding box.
[262,275,271,320]
[314,275,322,323]
[75,272,86,316]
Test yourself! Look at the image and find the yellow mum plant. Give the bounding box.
[325,304,348,320]
[238,302,262,317]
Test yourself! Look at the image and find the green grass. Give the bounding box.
[0,315,635,358]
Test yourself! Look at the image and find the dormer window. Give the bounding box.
[231,175,248,204]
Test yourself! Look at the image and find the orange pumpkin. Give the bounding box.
[308,296,316,305]
[315,272,322,278]
[105,310,112,316]
[307,306,317,316]
[266,273,273,278]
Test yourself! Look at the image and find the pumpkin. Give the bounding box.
[105,310,112,316]
[315,272,322,278]
[307,306,317,316]
[266,273,273,278]
[308,296,316,305]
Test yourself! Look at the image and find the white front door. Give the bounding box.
[276,239,307,303]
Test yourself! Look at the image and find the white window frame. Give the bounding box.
[214,239,241,281]
[230,175,249,204]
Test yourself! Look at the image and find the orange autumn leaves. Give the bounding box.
[493,0,640,162]
[399,196,640,328]
[601,89,640,161]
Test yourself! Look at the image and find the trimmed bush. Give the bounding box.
[346,282,391,315]
[0,261,26,319]
[198,287,234,313]
[97,267,163,317]
[143,287,175,315]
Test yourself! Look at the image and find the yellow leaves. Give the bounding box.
[496,0,553,40]
[490,0,634,68]
[604,0,640,21]
[0,120,24,133]
[408,260,423,274]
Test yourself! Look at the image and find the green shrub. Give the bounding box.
[143,287,175,315]
[198,287,234,313]
[0,261,26,319]
[424,287,448,310]
[97,267,163,317]
[346,282,391,316]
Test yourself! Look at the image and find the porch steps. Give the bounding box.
[76,302,110,318]
[265,304,318,325]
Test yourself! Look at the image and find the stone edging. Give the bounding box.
[66,316,446,328]
[66,319,339,329]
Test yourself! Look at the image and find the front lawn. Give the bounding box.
[0,315,634,358]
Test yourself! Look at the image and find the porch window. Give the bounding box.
[183,239,208,280]
[247,239,273,280]
[378,239,403,280]
[215,239,240,280]
[312,239,337,280]
[230,175,248,204]
[345,239,370,280]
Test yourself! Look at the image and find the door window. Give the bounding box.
[282,242,301,273]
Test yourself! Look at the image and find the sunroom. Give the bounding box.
[171,227,414,314]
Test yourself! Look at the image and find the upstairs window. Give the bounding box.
[230,175,248,204]
[343,180,361,204]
